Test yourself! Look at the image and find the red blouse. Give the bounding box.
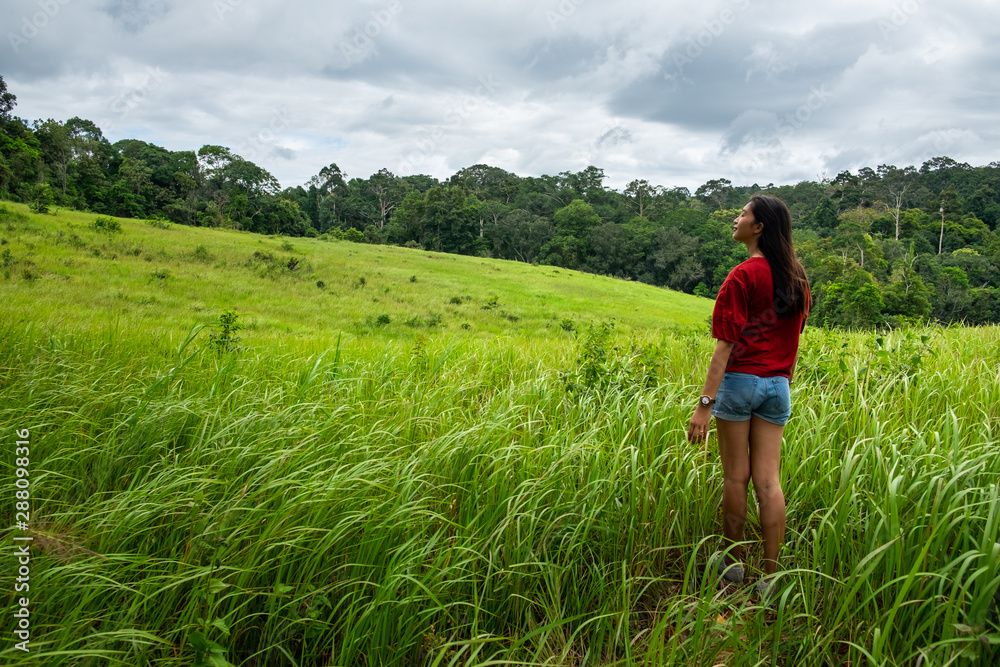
[711,256,808,378]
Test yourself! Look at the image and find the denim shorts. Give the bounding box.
[711,372,791,425]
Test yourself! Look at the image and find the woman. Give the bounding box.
[687,194,810,602]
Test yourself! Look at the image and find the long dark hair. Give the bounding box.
[750,194,810,317]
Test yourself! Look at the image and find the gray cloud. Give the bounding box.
[103,0,171,32]
[2,0,998,191]
[609,22,873,131]
[269,146,296,160]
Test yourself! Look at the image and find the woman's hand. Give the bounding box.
[688,340,733,444]
[687,405,712,443]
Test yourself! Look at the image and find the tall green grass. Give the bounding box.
[2,202,999,665]
[1,320,998,666]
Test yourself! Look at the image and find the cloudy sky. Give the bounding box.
[4,0,999,191]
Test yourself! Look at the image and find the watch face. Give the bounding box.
[701,396,710,406]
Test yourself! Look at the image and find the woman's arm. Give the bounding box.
[687,339,734,443]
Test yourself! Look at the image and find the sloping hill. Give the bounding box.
[1,202,711,346]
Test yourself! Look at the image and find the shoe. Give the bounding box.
[756,576,775,605]
[714,554,744,585]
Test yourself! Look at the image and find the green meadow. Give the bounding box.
[0,203,708,342]
[1,203,998,666]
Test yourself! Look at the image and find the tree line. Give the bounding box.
[2,74,999,328]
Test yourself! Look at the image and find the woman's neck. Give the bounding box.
[744,238,764,258]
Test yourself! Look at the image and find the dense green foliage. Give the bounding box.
[3,74,1000,328]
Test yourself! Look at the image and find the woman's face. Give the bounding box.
[732,202,760,243]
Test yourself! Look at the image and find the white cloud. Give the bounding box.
[2,0,999,191]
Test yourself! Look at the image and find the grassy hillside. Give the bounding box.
[0,202,711,349]
[1,202,999,666]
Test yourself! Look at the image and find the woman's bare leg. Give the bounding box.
[749,416,786,575]
[716,418,751,563]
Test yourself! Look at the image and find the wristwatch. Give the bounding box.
[699,395,716,407]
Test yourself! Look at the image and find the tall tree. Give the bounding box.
[0,75,15,122]
[935,186,963,255]
[34,119,71,196]
[366,168,404,229]
[624,179,656,218]
[695,178,733,210]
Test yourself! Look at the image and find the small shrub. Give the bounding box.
[461,322,471,330]
[482,294,500,310]
[316,280,325,289]
[91,216,122,235]
[449,296,463,305]
[560,318,576,333]
[356,276,366,288]
[403,240,420,249]
[150,268,171,281]
[281,240,295,252]
[244,250,310,279]
[375,313,391,326]
[207,309,243,355]
[1,248,13,268]
[145,217,170,229]
[563,321,616,393]
[29,184,54,214]
[192,245,212,262]
[345,228,364,243]
[409,275,417,283]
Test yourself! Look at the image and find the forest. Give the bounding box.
[3,75,999,328]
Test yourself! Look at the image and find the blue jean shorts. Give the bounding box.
[711,372,791,425]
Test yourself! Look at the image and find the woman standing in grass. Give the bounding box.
[686,194,810,601]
